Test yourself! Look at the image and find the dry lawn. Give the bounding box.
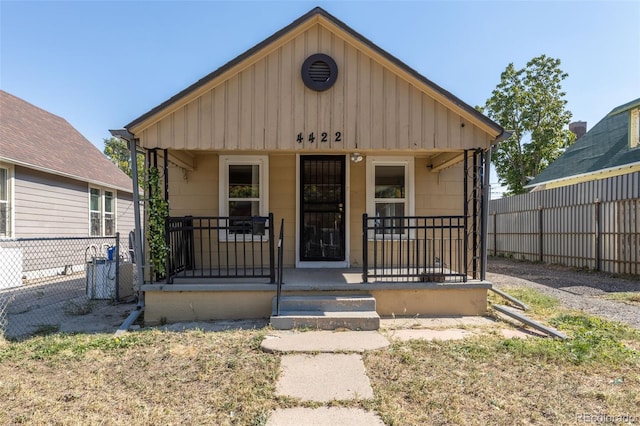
[1,287,640,425]
[364,337,640,425]
[0,329,280,425]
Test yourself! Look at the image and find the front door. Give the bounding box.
[300,155,345,262]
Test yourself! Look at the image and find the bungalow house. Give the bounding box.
[116,7,508,328]
[0,90,137,285]
[526,98,640,191]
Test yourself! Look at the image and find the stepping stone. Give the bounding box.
[261,330,389,353]
[267,407,385,426]
[276,353,374,401]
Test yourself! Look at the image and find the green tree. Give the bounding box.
[481,55,575,195]
[103,137,144,187]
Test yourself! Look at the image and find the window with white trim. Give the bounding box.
[90,187,117,236]
[219,155,269,238]
[366,157,414,238]
[631,108,640,149]
[0,166,11,238]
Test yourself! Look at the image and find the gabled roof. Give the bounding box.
[126,6,503,138]
[0,90,133,192]
[526,98,640,188]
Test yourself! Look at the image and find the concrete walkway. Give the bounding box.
[262,330,387,426]
[261,330,389,353]
[261,317,537,425]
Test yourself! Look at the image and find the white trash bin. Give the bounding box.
[86,257,117,299]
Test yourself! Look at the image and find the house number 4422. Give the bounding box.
[296,131,342,144]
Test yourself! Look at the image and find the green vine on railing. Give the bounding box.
[147,167,168,280]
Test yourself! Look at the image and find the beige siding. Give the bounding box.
[14,166,88,237]
[167,153,219,217]
[349,158,366,266]
[269,154,296,266]
[138,24,491,152]
[167,152,473,269]
[415,160,465,216]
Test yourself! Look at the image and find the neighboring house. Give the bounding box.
[526,98,640,191]
[0,90,136,239]
[117,7,508,325]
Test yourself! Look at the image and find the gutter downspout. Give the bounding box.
[481,130,512,281]
[110,129,145,334]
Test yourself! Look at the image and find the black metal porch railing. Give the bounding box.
[166,214,275,283]
[362,214,467,283]
[275,218,285,316]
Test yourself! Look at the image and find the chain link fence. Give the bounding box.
[0,234,136,339]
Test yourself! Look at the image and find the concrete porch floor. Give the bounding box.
[159,268,482,291]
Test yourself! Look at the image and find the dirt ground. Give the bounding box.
[487,256,640,329]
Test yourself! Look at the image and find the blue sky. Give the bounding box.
[1,1,639,194]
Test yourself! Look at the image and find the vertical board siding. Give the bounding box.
[142,24,492,152]
[489,172,640,275]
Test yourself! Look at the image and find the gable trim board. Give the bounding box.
[126,7,505,146]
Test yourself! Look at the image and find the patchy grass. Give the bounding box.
[489,286,560,318]
[1,287,639,425]
[365,333,640,426]
[602,292,640,305]
[368,287,640,425]
[0,328,279,425]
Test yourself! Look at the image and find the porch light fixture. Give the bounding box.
[351,152,363,163]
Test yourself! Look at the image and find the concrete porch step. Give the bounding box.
[273,295,376,312]
[271,295,380,331]
[270,311,380,331]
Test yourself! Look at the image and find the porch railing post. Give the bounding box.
[276,218,284,315]
[362,214,368,283]
[269,213,276,283]
[463,151,469,279]
[165,216,171,284]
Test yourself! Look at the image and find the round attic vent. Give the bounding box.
[301,53,338,91]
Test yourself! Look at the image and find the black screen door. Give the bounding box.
[300,156,345,261]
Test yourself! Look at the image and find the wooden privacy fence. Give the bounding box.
[488,172,639,276]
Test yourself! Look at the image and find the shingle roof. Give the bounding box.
[125,7,504,138]
[0,90,133,192]
[526,98,640,187]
